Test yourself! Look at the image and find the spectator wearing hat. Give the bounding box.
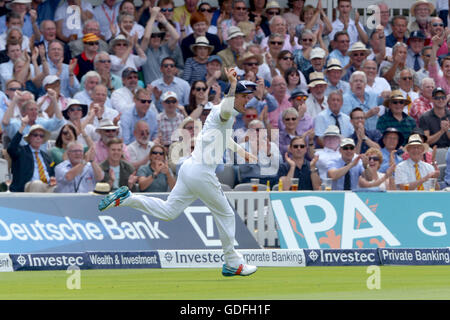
[314,124,341,180]
[37,75,69,120]
[55,0,94,43]
[236,51,272,87]
[406,31,426,72]
[363,59,392,96]
[328,31,351,68]
[418,87,450,148]
[349,107,381,155]
[99,137,138,192]
[342,41,371,82]
[376,90,417,146]
[7,121,55,192]
[303,47,326,84]
[67,19,108,58]
[61,98,93,146]
[54,141,104,193]
[92,0,121,41]
[0,0,37,39]
[109,34,146,79]
[2,91,64,148]
[385,16,408,48]
[204,55,228,102]
[410,77,435,125]
[408,0,435,35]
[217,26,245,78]
[401,127,433,164]
[120,87,158,145]
[378,127,404,173]
[395,133,439,190]
[328,138,368,191]
[315,90,354,147]
[324,58,350,96]
[127,120,155,170]
[278,88,313,135]
[180,10,223,62]
[150,57,191,111]
[182,36,214,85]
[94,119,130,163]
[306,72,328,118]
[328,0,368,47]
[342,71,382,132]
[73,33,101,82]
[111,67,142,115]
[140,7,180,84]
[219,0,249,45]
[157,91,186,148]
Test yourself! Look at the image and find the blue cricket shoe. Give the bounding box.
[98,186,130,211]
[222,263,257,277]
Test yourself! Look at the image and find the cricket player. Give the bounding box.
[99,68,258,277]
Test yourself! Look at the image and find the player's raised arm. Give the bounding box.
[220,68,238,121]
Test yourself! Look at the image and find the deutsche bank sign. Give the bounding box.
[270,192,450,249]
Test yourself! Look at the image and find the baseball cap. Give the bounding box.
[432,87,446,96]
[162,91,178,101]
[236,80,256,94]
[43,75,60,87]
[289,88,308,100]
[207,55,223,64]
[122,67,138,78]
[340,138,355,147]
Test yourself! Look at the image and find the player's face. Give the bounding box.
[234,93,250,113]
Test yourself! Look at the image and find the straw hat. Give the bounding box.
[23,124,51,144]
[109,34,129,51]
[322,125,341,137]
[411,0,435,15]
[90,182,111,195]
[308,72,327,87]
[346,41,371,56]
[189,36,214,54]
[95,119,119,132]
[383,90,409,107]
[227,26,245,41]
[326,58,343,71]
[237,51,263,69]
[405,134,426,152]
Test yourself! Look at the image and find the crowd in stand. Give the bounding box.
[1,0,450,193]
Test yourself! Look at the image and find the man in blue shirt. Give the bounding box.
[328,138,368,191]
[314,90,354,147]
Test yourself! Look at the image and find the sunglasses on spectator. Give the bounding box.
[391,100,405,105]
[62,130,71,136]
[139,99,152,104]
[162,63,175,68]
[245,114,258,119]
[266,10,279,15]
[139,130,150,135]
[292,144,306,149]
[99,59,111,63]
[151,34,164,38]
[31,133,45,138]
[87,41,99,46]
[245,62,259,66]
[69,106,82,111]
[199,7,214,13]
[433,95,446,100]
[184,126,194,130]
[342,145,355,150]
[235,6,247,11]
[368,156,380,161]
[401,76,413,81]
[104,129,117,133]
[281,56,294,61]
[295,96,307,101]
[432,23,444,27]
[165,99,177,104]
[160,8,174,12]
[151,151,165,155]
[195,87,207,92]
[7,87,22,91]
[284,117,297,121]
[115,42,128,47]
[302,38,313,42]
[352,52,366,57]
[270,41,283,46]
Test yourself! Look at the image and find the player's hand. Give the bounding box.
[244,151,258,163]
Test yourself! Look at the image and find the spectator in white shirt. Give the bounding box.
[127,120,154,170]
[111,67,141,115]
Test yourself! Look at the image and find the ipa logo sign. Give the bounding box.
[271,193,400,249]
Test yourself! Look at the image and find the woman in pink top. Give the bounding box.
[428,33,450,94]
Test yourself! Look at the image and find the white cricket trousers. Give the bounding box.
[121,158,244,268]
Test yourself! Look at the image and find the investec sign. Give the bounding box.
[270,192,450,249]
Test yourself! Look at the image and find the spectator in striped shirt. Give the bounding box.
[182,36,214,85]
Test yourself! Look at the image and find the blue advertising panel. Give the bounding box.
[0,194,259,253]
[270,192,450,249]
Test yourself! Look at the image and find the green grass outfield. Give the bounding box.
[1,266,450,300]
